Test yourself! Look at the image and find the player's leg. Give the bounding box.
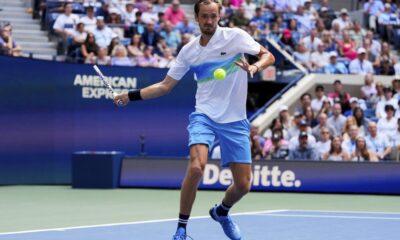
[209,119,251,240]
[220,163,252,211]
[180,144,209,215]
[173,113,215,240]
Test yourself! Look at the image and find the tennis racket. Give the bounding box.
[93,65,123,106]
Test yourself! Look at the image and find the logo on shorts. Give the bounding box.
[220,52,226,55]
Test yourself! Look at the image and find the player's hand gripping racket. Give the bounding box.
[93,65,124,106]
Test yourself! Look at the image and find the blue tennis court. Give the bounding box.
[1,210,399,240]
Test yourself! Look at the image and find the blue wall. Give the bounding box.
[0,56,196,184]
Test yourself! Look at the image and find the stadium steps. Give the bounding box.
[0,0,57,58]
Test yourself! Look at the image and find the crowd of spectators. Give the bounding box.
[3,0,400,74]
[47,0,194,67]
[248,75,400,161]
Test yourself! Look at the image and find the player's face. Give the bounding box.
[195,2,220,36]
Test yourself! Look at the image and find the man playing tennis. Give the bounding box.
[114,0,275,239]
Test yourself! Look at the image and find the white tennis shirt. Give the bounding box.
[167,26,261,123]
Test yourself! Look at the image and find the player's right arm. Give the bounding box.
[113,75,179,106]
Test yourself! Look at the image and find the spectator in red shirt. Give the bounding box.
[164,0,186,26]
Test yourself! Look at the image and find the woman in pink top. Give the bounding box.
[338,30,357,60]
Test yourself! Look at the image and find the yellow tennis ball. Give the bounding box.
[214,68,226,80]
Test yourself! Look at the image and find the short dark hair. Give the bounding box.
[315,85,324,91]
[194,0,221,17]
[300,93,311,100]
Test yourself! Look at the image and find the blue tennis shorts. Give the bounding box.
[187,112,251,167]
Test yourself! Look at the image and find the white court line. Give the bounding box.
[0,209,288,236]
[285,209,400,215]
[258,213,400,221]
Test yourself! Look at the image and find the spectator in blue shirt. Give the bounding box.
[250,7,269,30]
[363,0,384,32]
[289,131,318,160]
[175,16,196,34]
[324,51,349,74]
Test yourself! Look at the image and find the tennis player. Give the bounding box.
[114,0,275,239]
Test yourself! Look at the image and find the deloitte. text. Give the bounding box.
[203,164,302,188]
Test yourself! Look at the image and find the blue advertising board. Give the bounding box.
[0,56,196,184]
[120,158,400,194]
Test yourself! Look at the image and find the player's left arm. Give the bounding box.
[235,45,275,78]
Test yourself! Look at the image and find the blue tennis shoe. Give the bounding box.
[172,227,187,240]
[209,206,242,240]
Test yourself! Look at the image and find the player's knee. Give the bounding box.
[235,178,252,195]
[187,164,205,180]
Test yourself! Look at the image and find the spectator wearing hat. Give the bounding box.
[324,51,349,74]
[332,8,353,31]
[318,0,335,16]
[93,16,114,49]
[311,85,327,114]
[363,0,384,32]
[289,131,318,160]
[317,97,333,118]
[328,103,347,135]
[303,0,318,21]
[377,104,397,140]
[141,21,161,47]
[315,126,332,160]
[376,86,398,118]
[344,97,360,117]
[311,43,329,72]
[322,136,350,161]
[264,132,290,160]
[289,120,316,149]
[80,6,97,34]
[164,0,186,26]
[349,47,374,74]
[319,6,335,30]
[312,113,336,140]
[279,29,296,54]
[288,112,306,139]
